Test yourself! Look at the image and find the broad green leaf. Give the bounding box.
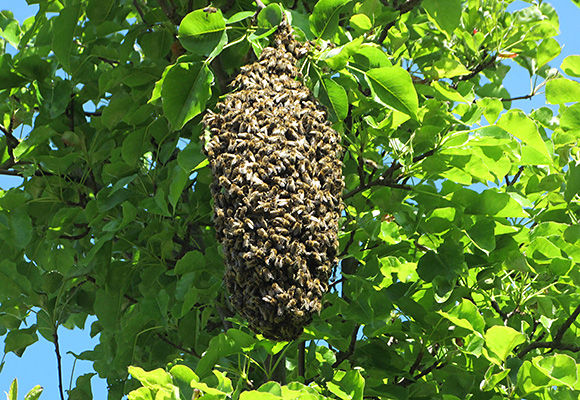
[439,298,485,334]
[310,0,351,39]
[161,63,213,130]
[170,365,198,384]
[350,13,372,33]
[324,36,364,70]
[51,4,81,71]
[451,189,528,217]
[366,67,418,118]
[432,81,468,103]
[497,110,551,160]
[561,55,580,77]
[177,141,206,172]
[484,326,525,364]
[0,11,21,48]
[478,98,503,124]
[226,11,254,24]
[465,218,496,254]
[320,77,349,121]
[179,8,227,56]
[122,128,147,166]
[536,38,560,68]
[129,367,173,388]
[560,102,580,130]
[257,3,283,28]
[422,0,462,35]
[327,369,365,400]
[533,354,578,388]
[4,326,38,356]
[545,78,580,104]
[480,368,510,391]
[86,0,116,24]
[424,58,470,79]
[565,161,580,203]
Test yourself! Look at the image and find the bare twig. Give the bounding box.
[458,55,497,81]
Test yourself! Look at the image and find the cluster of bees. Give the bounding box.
[202,22,343,341]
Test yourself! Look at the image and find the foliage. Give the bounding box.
[1,0,580,399]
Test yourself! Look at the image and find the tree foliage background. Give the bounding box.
[2,0,580,399]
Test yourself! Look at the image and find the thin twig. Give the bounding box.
[506,166,524,187]
[332,324,360,368]
[53,327,65,400]
[458,55,497,81]
[517,303,580,358]
[156,332,201,358]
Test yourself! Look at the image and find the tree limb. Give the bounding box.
[156,332,201,358]
[332,324,360,368]
[376,0,423,44]
[517,303,580,358]
[53,326,65,400]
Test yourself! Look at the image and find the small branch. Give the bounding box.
[501,93,537,102]
[59,226,91,241]
[156,332,201,358]
[517,303,580,358]
[458,55,497,81]
[343,149,436,199]
[53,326,65,400]
[157,0,183,25]
[132,0,146,21]
[491,300,509,321]
[332,324,360,368]
[298,341,306,379]
[376,0,423,44]
[338,229,356,258]
[505,166,524,187]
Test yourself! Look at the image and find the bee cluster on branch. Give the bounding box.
[202,21,343,341]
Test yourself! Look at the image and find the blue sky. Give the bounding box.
[1,0,580,399]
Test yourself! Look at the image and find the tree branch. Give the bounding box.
[53,326,65,400]
[458,55,497,81]
[376,0,423,44]
[343,149,435,199]
[517,303,580,358]
[505,166,524,187]
[332,324,360,368]
[298,341,306,379]
[156,332,201,358]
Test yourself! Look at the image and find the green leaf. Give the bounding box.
[257,3,283,28]
[425,58,470,79]
[327,369,365,400]
[24,385,43,400]
[533,354,578,388]
[161,63,213,130]
[128,366,173,388]
[310,0,351,39]
[565,161,580,203]
[122,128,148,166]
[4,326,39,356]
[422,0,462,35]
[560,102,580,130]
[0,11,21,48]
[170,365,198,384]
[51,4,81,71]
[484,326,525,364]
[239,392,282,400]
[478,98,503,124]
[319,77,349,121]
[497,109,551,160]
[177,141,206,172]
[561,55,580,77]
[86,0,116,24]
[8,378,17,400]
[178,8,227,57]
[324,36,364,70]
[536,38,560,68]
[545,78,580,104]
[465,219,496,254]
[439,298,485,334]
[365,67,418,118]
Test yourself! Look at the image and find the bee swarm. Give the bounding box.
[202,22,343,341]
